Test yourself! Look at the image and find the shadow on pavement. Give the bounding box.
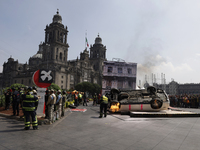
[0,129,25,132]
[90,116,100,119]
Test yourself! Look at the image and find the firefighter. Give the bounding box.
[78,92,82,104]
[99,95,108,118]
[22,87,38,130]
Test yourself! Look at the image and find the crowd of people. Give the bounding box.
[3,86,108,129]
[169,94,200,108]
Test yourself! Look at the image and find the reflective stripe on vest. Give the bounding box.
[103,96,108,104]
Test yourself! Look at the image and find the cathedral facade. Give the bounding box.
[0,10,106,89]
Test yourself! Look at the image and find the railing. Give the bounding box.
[103,72,136,77]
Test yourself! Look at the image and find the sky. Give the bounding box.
[0,0,200,86]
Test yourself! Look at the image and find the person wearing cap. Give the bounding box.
[22,87,38,130]
[56,90,62,119]
[12,87,20,116]
[46,89,56,124]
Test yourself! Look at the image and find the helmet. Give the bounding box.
[33,90,37,94]
[32,86,37,90]
[24,86,28,91]
[28,87,32,92]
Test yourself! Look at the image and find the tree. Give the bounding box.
[92,83,101,95]
[47,83,61,91]
[10,83,25,90]
[75,82,101,95]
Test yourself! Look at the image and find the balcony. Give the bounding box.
[103,72,136,78]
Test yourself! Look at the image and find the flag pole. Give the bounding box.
[85,31,87,50]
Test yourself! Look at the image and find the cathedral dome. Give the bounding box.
[53,9,62,24]
[95,34,102,44]
[31,53,42,59]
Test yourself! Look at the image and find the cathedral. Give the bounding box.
[0,10,107,89]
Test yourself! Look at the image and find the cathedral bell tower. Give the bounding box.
[42,9,69,66]
[90,34,107,72]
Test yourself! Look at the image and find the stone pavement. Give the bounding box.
[1,102,200,150]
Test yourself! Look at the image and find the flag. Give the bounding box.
[86,38,89,47]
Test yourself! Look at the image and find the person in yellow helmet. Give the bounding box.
[99,94,108,118]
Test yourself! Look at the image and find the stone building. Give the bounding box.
[153,81,200,95]
[102,59,137,94]
[0,10,106,89]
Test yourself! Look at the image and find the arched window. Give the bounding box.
[60,52,62,61]
[47,33,49,42]
[63,34,66,43]
[57,31,59,41]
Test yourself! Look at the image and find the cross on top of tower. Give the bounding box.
[57,9,59,14]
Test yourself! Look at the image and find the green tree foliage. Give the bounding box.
[0,83,25,107]
[10,83,25,90]
[75,82,101,95]
[92,83,101,95]
[48,83,61,91]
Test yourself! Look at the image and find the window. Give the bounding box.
[57,31,59,41]
[70,75,74,81]
[60,52,62,60]
[61,76,63,78]
[106,80,112,87]
[128,81,132,88]
[118,68,122,74]
[107,67,113,73]
[63,34,66,43]
[128,68,132,74]
[47,33,49,42]
[61,80,63,83]
[118,81,123,89]
[84,72,87,78]
[21,79,23,84]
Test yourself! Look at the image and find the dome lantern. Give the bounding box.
[95,33,102,44]
[52,9,62,24]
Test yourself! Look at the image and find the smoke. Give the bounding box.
[124,8,167,87]
[137,51,166,86]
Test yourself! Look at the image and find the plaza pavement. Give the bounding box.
[0,102,200,150]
